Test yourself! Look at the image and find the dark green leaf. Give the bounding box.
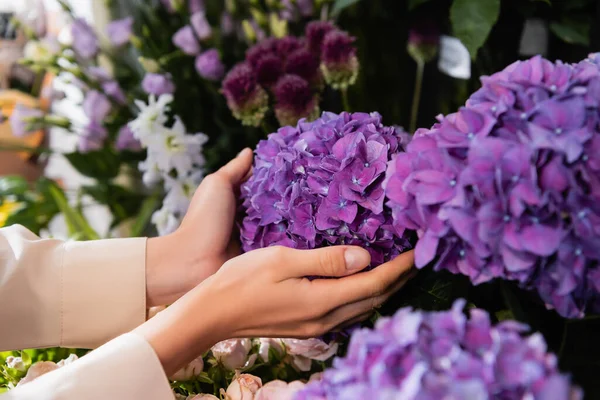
[130,193,160,237]
[550,17,591,46]
[48,185,100,240]
[530,0,551,5]
[450,0,501,59]
[64,149,121,179]
[331,0,362,17]
[408,0,434,10]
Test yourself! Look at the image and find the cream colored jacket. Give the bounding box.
[0,225,174,399]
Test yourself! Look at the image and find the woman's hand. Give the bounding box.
[134,245,415,376]
[145,148,253,307]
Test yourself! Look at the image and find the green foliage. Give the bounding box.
[408,0,434,10]
[64,149,122,180]
[550,16,591,46]
[331,0,362,16]
[82,183,146,230]
[47,184,100,241]
[450,0,501,59]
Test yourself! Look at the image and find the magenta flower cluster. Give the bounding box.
[296,300,580,400]
[222,22,358,127]
[384,55,600,318]
[240,112,414,266]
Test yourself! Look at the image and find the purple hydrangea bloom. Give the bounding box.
[106,17,133,47]
[173,25,201,55]
[384,55,600,318]
[71,18,99,60]
[189,0,205,14]
[195,49,225,81]
[295,300,581,400]
[142,73,176,96]
[115,125,141,151]
[83,90,111,122]
[274,74,319,126]
[9,104,43,137]
[240,112,414,266]
[321,30,359,90]
[222,63,269,127]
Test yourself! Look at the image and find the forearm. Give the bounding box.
[0,225,147,350]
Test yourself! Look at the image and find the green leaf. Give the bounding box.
[331,0,362,17]
[549,17,591,46]
[81,184,145,229]
[64,149,121,179]
[48,185,100,240]
[408,0,434,10]
[130,193,160,237]
[530,0,551,5]
[450,0,501,59]
[20,351,31,366]
[0,176,29,200]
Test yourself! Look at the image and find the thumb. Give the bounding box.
[280,246,371,279]
[216,148,253,185]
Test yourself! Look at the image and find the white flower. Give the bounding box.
[163,171,204,214]
[187,395,219,400]
[56,354,78,367]
[146,119,208,178]
[281,338,338,372]
[224,374,262,400]
[24,39,60,63]
[129,94,173,144]
[17,362,59,386]
[151,206,180,236]
[139,158,163,187]
[6,356,25,372]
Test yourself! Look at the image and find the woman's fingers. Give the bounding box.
[313,250,415,308]
[320,269,417,330]
[275,246,371,279]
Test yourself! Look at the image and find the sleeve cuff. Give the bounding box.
[61,237,147,349]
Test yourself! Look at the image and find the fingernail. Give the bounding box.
[344,248,368,271]
[237,148,250,158]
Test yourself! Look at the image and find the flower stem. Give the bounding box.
[409,59,425,134]
[341,88,350,112]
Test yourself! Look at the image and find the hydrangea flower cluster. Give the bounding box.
[384,55,600,318]
[240,112,414,266]
[129,94,208,235]
[222,22,359,127]
[296,300,581,400]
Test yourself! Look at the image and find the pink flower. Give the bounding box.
[254,380,306,400]
[17,362,59,386]
[212,339,256,371]
[224,373,262,400]
[171,356,204,381]
[257,338,285,363]
[281,339,338,371]
[187,395,219,400]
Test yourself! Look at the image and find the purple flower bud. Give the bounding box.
[305,21,335,53]
[71,18,99,59]
[285,48,321,87]
[115,125,141,151]
[142,73,176,96]
[191,11,212,40]
[255,54,284,88]
[79,122,107,153]
[173,25,201,55]
[106,17,133,47]
[195,49,225,81]
[83,90,111,122]
[86,66,111,82]
[220,12,234,36]
[276,36,304,58]
[274,74,319,126]
[222,63,269,127]
[407,20,439,64]
[246,38,278,65]
[189,0,205,14]
[9,104,43,137]
[102,81,127,104]
[321,30,359,90]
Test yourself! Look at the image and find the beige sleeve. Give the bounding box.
[1,333,174,400]
[0,224,147,350]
